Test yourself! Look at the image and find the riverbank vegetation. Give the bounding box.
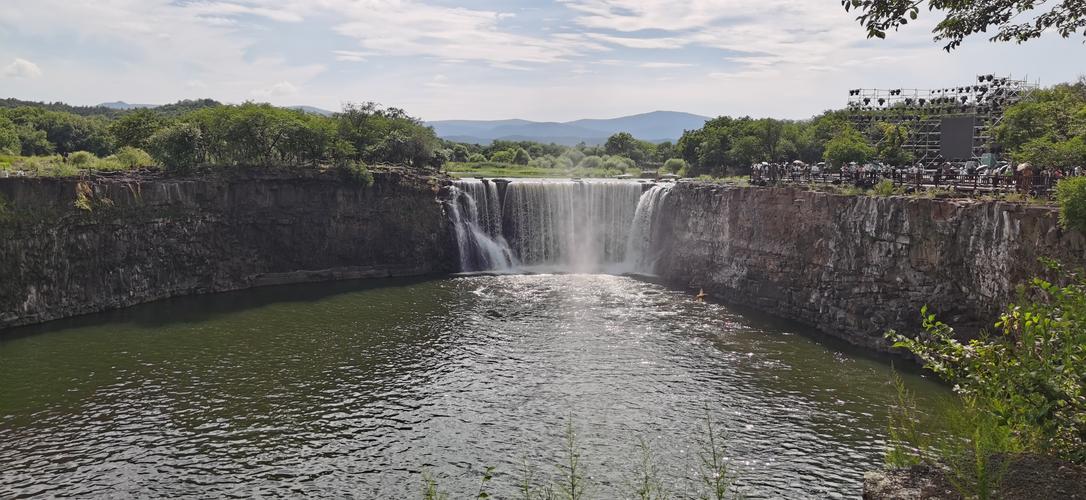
[421,413,743,500]
[884,263,1086,497]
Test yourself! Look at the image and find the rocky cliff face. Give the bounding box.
[0,169,455,330]
[654,183,1086,351]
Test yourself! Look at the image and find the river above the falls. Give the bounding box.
[0,274,948,498]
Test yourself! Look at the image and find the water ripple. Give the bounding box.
[0,275,948,498]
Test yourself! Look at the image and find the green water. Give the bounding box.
[0,274,949,498]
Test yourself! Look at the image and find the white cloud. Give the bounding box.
[3,58,42,78]
[639,62,693,69]
[0,0,1078,123]
[183,1,304,23]
[424,74,449,88]
[252,81,299,97]
[327,1,600,65]
[333,50,370,62]
[585,33,688,50]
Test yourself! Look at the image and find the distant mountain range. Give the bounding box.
[97,101,336,116]
[427,111,711,145]
[98,101,157,110]
[86,104,708,144]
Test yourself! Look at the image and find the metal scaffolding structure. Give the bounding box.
[846,75,1038,164]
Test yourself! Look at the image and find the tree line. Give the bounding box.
[0,99,443,173]
[441,132,684,175]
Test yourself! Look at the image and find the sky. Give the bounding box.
[0,0,1080,122]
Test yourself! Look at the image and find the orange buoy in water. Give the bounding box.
[695,288,707,302]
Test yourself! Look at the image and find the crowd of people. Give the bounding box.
[750,159,1083,195]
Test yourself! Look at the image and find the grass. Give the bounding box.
[446,161,617,179]
[420,413,744,500]
[885,371,1022,500]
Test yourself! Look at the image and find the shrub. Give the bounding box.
[1057,176,1086,232]
[603,155,635,172]
[67,151,96,168]
[340,161,374,187]
[577,155,603,170]
[663,158,687,174]
[467,153,486,163]
[887,264,1086,463]
[872,179,901,196]
[108,146,154,169]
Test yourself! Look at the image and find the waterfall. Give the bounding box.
[447,178,671,274]
[502,180,643,272]
[447,180,517,272]
[623,184,672,275]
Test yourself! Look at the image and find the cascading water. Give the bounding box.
[623,184,672,274]
[502,180,643,272]
[448,179,672,274]
[446,180,516,272]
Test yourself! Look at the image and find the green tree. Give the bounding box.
[490,150,514,163]
[15,125,53,156]
[2,107,114,156]
[1057,176,1086,232]
[654,141,675,163]
[874,122,914,166]
[468,152,487,163]
[110,109,167,149]
[844,0,1086,50]
[604,132,653,165]
[147,122,204,171]
[823,126,874,167]
[513,148,531,165]
[0,118,19,155]
[335,101,440,168]
[605,132,638,157]
[451,144,470,162]
[728,135,764,169]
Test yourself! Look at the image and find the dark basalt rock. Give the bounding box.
[653,183,1086,351]
[0,168,457,330]
[863,455,1086,499]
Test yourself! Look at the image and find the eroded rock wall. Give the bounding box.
[0,169,455,329]
[654,184,1086,351]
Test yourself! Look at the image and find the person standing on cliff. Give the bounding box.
[1016,162,1034,194]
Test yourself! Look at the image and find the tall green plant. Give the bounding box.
[1057,176,1086,233]
[887,263,1086,463]
[627,438,670,500]
[695,411,741,500]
